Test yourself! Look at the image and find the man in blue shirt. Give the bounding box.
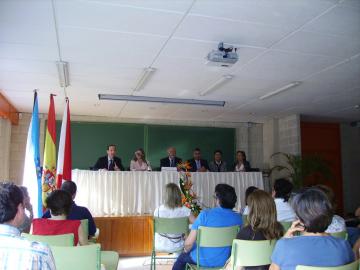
[172,184,242,270]
[42,181,96,237]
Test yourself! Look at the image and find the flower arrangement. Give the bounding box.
[177,161,202,216]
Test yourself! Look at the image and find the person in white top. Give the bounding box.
[315,185,346,233]
[153,183,193,253]
[272,178,296,222]
[130,148,152,171]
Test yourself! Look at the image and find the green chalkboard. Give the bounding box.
[56,121,235,170]
[147,125,235,170]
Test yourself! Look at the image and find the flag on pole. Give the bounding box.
[23,91,42,218]
[56,98,72,188]
[42,94,57,208]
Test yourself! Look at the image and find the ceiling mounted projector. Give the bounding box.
[206,42,238,67]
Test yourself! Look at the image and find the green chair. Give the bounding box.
[101,251,119,270]
[21,233,74,246]
[151,217,189,270]
[330,231,348,240]
[230,239,277,269]
[296,260,359,270]
[51,244,101,270]
[186,225,240,270]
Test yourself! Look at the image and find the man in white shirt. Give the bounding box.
[272,178,296,222]
[0,182,56,270]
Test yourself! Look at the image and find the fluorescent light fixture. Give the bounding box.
[259,81,302,100]
[133,67,156,91]
[56,61,70,88]
[199,74,233,96]
[98,94,225,107]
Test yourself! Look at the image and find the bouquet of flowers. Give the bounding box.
[177,161,202,216]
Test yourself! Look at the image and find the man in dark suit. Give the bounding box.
[160,146,182,169]
[93,144,124,171]
[187,148,209,172]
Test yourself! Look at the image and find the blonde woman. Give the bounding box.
[154,183,192,253]
[130,148,151,171]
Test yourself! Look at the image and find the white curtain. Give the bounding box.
[72,170,264,217]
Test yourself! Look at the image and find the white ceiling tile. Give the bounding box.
[0,43,58,61]
[239,50,341,81]
[174,15,290,48]
[273,31,360,59]
[56,0,185,36]
[302,4,360,38]
[190,0,337,29]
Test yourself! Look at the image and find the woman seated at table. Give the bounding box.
[233,150,251,172]
[270,188,354,270]
[31,190,87,246]
[130,148,152,171]
[154,183,193,253]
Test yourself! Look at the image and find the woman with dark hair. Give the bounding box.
[31,190,87,245]
[272,178,295,222]
[130,148,151,171]
[270,188,354,270]
[233,151,251,172]
[153,183,192,253]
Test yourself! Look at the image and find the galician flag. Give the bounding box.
[56,98,72,188]
[42,94,57,208]
[23,91,42,218]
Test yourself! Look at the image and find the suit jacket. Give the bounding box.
[93,156,124,171]
[208,160,227,172]
[187,158,209,172]
[160,157,182,168]
[232,160,251,172]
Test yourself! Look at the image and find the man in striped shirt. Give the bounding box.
[0,182,56,270]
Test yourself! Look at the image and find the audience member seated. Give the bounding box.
[272,178,296,222]
[130,148,152,171]
[93,144,124,171]
[154,183,193,253]
[160,147,182,169]
[240,186,258,215]
[354,237,360,259]
[235,190,283,270]
[0,182,56,269]
[172,184,242,270]
[208,150,227,172]
[270,188,354,270]
[233,150,251,172]
[42,181,96,237]
[315,185,346,233]
[33,189,87,245]
[187,148,209,172]
[18,186,34,234]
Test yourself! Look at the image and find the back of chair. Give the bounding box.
[153,217,189,234]
[51,244,101,270]
[197,225,239,248]
[330,231,348,240]
[231,239,277,267]
[281,222,292,232]
[296,260,359,270]
[21,233,74,247]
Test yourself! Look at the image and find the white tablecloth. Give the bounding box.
[72,170,264,217]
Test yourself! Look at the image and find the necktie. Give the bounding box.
[196,160,201,170]
[109,159,114,170]
[170,159,174,167]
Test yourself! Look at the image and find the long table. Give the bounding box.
[72,170,264,217]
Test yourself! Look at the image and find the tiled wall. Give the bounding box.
[278,114,301,155]
[0,118,11,180]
